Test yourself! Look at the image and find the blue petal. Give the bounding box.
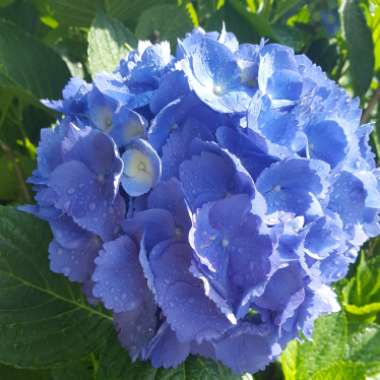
[93,235,149,312]
[190,194,272,319]
[179,142,255,210]
[256,158,329,219]
[122,208,176,251]
[184,38,254,113]
[216,126,277,180]
[49,234,101,283]
[213,323,280,374]
[328,170,380,239]
[48,160,125,240]
[305,120,347,167]
[87,87,118,131]
[110,106,147,147]
[143,323,191,368]
[147,179,191,236]
[148,239,231,342]
[258,44,302,106]
[114,291,158,360]
[150,70,190,114]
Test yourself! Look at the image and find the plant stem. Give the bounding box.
[361,86,380,124]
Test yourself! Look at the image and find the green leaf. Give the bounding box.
[105,0,171,29]
[281,311,380,380]
[88,11,137,77]
[349,323,380,373]
[0,0,13,7]
[0,363,50,380]
[98,332,246,380]
[185,356,246,380]
[0,19,70,100]
[340,0,374,96]
[227,0,274,39]
[369,4,380,71]
[271,24,307,51]
[271,0,303,23]
[51,358,95,380]
[41,0,97,27]
[0,206,113,368]
[310,361,366,380]
[135,4,193,46]
[342,253,380,319]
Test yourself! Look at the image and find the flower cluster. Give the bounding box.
[22,28,380,374]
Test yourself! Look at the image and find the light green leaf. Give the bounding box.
[0,19,70,100]
[0,207,113,368]
[281,311,380,380]
[310,361,366,380]
[341,0,374,96]
[342,253,380,319]
[349,323,380,374]
[369,5,380,71]
[88,11,137,77]
[135,4,193,47]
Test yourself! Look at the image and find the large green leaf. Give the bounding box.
[88,11,137,76]
[135,4,193,46]
[280,311,380,380]
[340,0,374,96]
[0,19,70,100]
[0,206,113,368]
[0,363,50,380]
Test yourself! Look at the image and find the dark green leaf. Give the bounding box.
[0,19,70,100]
[135,4,193,46]
[271,24,307,51]
[341,0,374,96]
[0,363,50,380]
[0,154,34,202]
[227,0,274,39]
[42,0,97,27]
[88,11,137,76]
[105,0,171,30]
[0,206,113,368]
[51,358,95,380]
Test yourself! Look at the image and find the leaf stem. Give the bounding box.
[361,86,380,124]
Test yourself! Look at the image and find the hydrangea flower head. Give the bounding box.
[22,27,380,375]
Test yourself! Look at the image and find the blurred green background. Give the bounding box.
[0,1,380,379]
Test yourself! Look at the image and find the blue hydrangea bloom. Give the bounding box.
[22,27,380,375]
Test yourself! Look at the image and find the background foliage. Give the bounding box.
[0,0,379,379]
